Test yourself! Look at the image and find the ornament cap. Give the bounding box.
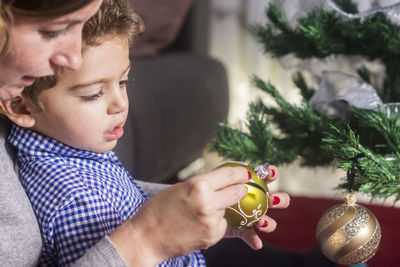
[255,163,270,180]
[345,193,357,205]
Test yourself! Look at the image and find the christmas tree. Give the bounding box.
[211,0,400,201]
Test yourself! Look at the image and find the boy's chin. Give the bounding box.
[85,141,118,154]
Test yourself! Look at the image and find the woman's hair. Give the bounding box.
[22,0,144,109]
[0,1,12,55]
[0,0,95,55]
[3,0,95,18]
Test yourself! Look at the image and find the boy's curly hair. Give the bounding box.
[82,0,144,47]
[22,0,144,109]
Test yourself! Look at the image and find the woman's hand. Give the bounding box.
[111,166,250,266]
[110,165,289,266]
[224,165,290,250]
[224,192,290,250]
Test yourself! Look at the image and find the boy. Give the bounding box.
[3,0,205,265]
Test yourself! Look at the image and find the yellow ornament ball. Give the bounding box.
[316,194,381,265]
[218,162,269,229]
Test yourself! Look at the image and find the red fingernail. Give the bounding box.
[273,196,280,205]
[262,220,268,227]
[248,171,252,180]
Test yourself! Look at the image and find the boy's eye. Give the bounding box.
[41,29,68,39]
[119,79,133,88]
[80,90,105,102]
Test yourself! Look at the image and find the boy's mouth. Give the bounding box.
[104,123,124,140]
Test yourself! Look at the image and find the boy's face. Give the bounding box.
[27,36,130,153]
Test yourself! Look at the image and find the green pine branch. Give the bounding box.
[292,71,315,101]
[211,1,400,200]
[212,75,341,166]
[252,2,400,101]
[322,118,400,200]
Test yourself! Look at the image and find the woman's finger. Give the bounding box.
[204,166,249,190]
[213,183,248,210]
[255,216,277,233]
[236,228,263,250]
[268,192,290,209]
[264,165,278,183]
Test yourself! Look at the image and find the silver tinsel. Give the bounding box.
[310,71,383,116]
[283,1,400,117]
[310,70,400,118]
[325,0,400,25]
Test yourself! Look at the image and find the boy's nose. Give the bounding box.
[107,86,128,114]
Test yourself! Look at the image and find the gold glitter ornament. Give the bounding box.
[217,162,269,229]
[316,194,381,265]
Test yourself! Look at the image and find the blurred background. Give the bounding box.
[114,1,400,265]
[163,0,384,208]
[117,0,400,206]
[197,0,400,206]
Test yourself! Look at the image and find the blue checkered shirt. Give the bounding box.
[8,124,206,267]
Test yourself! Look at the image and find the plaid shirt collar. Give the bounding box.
[8,123,119,164]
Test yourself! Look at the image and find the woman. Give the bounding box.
[0,0,290,266]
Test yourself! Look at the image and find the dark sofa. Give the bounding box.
[114,0,229,183]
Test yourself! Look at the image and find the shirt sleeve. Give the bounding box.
[49,191,125,266]
[71,236,128,267]
[51,192,207,267]
[135,180,170,197]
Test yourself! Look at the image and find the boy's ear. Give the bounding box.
[0,96,36,128]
